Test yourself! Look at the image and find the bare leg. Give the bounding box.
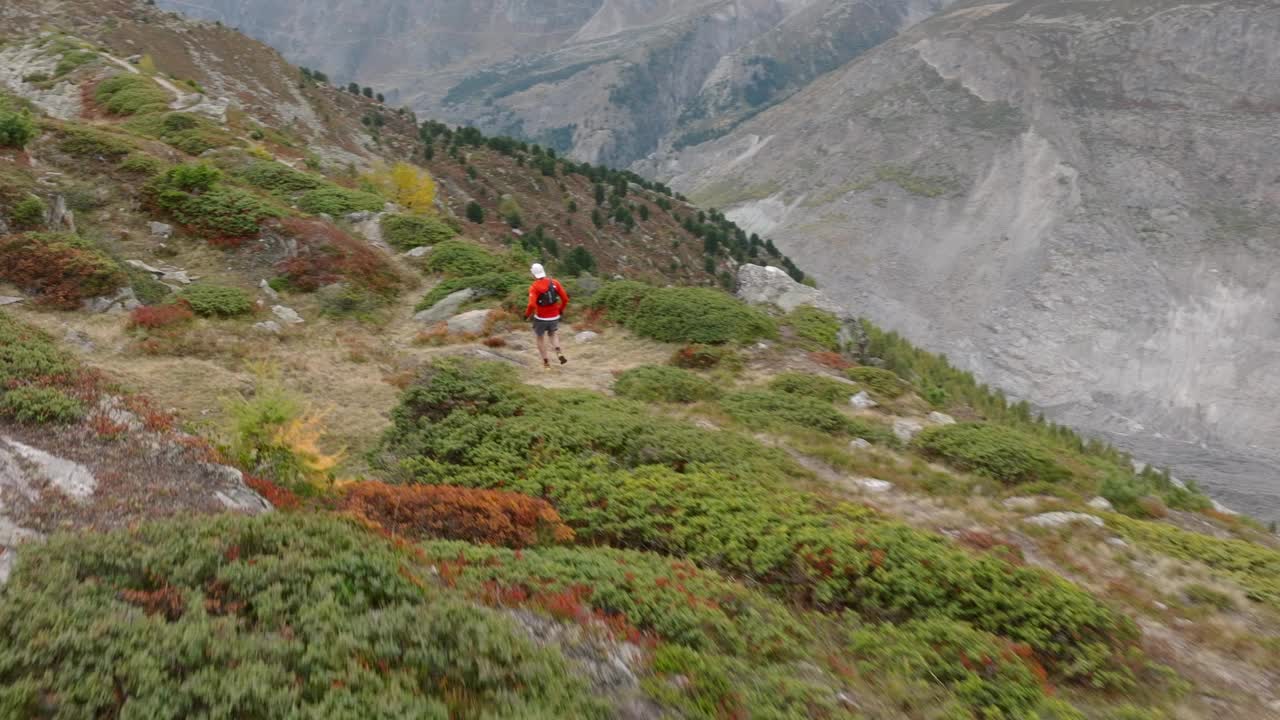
[549,330,566,364]
[536,332,549,364]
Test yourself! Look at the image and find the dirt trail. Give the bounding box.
[101,51,203,110]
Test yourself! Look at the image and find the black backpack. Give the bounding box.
[536,279,561,307]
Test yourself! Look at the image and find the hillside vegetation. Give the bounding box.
[1,7,1279,720]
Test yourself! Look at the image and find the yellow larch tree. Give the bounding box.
[363,161,437,213]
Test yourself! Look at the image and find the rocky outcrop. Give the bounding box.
[736,264,847,317]
[662,0,1280,521]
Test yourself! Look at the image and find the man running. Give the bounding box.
[524,263,569,369]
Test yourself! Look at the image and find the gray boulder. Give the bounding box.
[271,305,305,325]
[414,288,476,324]
[1087,496,1115,512]
[447,309,492,335]
[1024,512,1105,529]
[849,391,878,409]
[736,264,847,317]
[84,287,140,314]
[927,411,957,426]
[0,296,23,306]
[259,279,280,301]
[893,418,924,443]
[253,320,283,335]
[849,438,872,450]
[149,221,173,238]
[853,478,893,493]
[404,246,432,258]
[575,331,600,344]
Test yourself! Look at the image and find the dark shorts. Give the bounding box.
[532,318,560,337]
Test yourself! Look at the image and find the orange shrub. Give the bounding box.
[340,481,574,548]
[0,232,127,309]
[129,303,196,330]
[809,351,854,370]
[273,218,401,294]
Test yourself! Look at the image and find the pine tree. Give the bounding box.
[466,201,485,223]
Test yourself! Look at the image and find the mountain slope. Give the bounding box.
[653,0,1280,519]
[153,0,953,165]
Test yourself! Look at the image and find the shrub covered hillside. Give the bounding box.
[2,7,1280,720]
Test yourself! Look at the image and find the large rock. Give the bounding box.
[84,287,140,314]
[849,391,878,409]
[893,418,924,443]
[1024,512,1105,529]
[575,331,600,344]
[271,305,305,325]
[735,264,848,317]
[0,296,23,306]
[414,288,476,324]
[149,221,174,238]
[447,309,492,335]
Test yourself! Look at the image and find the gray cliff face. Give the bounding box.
[154,0,947,165]
[654,0,1280,518]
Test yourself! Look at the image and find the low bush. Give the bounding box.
[423,541,810,659]
[145,164,281,239]
[274,218,401,295]
[124,265,172,305]
[178,284,253,318]
[589,280,654,318]
[721,390,893,443]
[846,366,908,398]
[670,343,740,371]
[117,152,163,176]
[234,159,326,194]
[94,74,170,116]
[53,125,133,160]
[0,312,82,390]
[0,109,38,149]
[613,365,722,403]
[377,361,1138,684]
[128,303,195,330]
[415,272,526,311]
[0,232,127,309]
[296,185,385,215]
[341,481,573,547]
[1107,514,1280,609]
[222,370,343,493]
[1183,583,1234,611]
[9,195,45,228]
[768,372,856,403]
[913,423,1071,486]
[424,239,509,276]
[628,287,777,344]
[847,619,1049,718]
[786,306,842,351]
[1100,467,1212,518]
[0,513,607,718]
[382,213,456,250]
[123,112,237,155]
[0,385,84,424]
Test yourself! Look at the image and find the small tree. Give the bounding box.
[362,87,373,98]
[465,201,485,223]
[591,208,604,228]
[638,204,649,222]
[376,92,385,103]
[0,110,37,149]
[562,246,596,276]
[347,82,360,94]
[11,196,46,228]
[362,161,436,213]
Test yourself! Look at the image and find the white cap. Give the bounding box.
[530,263,547,279]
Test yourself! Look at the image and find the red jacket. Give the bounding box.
[525,277,569,320]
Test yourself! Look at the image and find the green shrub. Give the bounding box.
[378,361,1137,684]
[0,386,84,424]
[424,240,508,276]
[0,109,38,149]
[382,213,457,250]
[913,423,1070,485]
[123,112,237,156]
[421,541,809,659]
[415,272,526,311]
[768,372,856,403]
[117,152,163,176]
[125,265,172,305]
[721,390,892,443]
[0,514,607,719]
[590,280,654,318]
[55,125,133,160]
[179,284,253,318]
[846,366,908,398]
[145,164,280,238]
[1183,583,1234,611]
[848,619,1047,718]
[0,312,81,390]
[296,186,385,215]
[1108,514,1280,609]
[624,287,776,344]
[787,306,842,351]
[94,74,170,116]
[465,200,485,223]
[9,195,45,228]
[613,365,722,403]
[1100,468,1211,518]
[235,159,326,194]
[54,49,97,77]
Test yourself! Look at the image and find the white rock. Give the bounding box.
[735,264,848,316]
[84,287,139,314]
[850,391,878,409]
[893,418,924,442]
[575,331,600,344]
[0,296,23,306]
[1002,496,1046,511]
[271,305,304,324]
[414,288,476,324]
[1105,537,1130,549]
[253,320,283,335]
[511,228,524,236]
[1024,512,1105,529]
[854,478,893,493]
[447,309,492,335]
[1087,496,1115,512]
[1211,499,1239,516]
[0,436,96,499]
[849,438,872,450]
[148,221,173,238]
[1153,601,1169,611]
[259,279,279,301]
[927,411,957,426]
[404,246,432,258]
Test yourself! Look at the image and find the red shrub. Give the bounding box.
[482,336,507,348]
[0,232,127,309]
[809,351,854,370]
[119,585,185,621]
[339,481,574,548]
[129,303,196,330]
[273,218,401,294]
[244,473,301,510]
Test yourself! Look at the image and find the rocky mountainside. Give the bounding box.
[153,0,952,166]
[651,0,1280,520]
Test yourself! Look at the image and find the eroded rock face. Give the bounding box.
[736,264,848,317]
[665,0,1280,520]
